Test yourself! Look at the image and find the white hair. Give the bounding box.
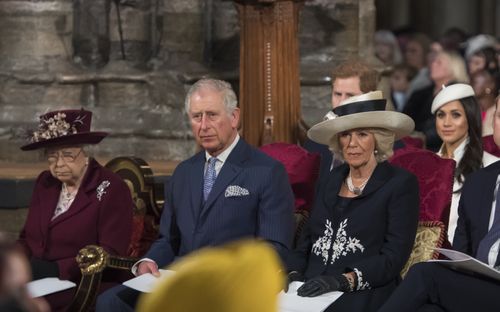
[184,79,238,115]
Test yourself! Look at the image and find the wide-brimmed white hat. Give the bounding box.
[431,83,475,114]
[307,91,415,146]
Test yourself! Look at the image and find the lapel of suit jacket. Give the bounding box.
[322,163,348,211]
[49,159,98,228]
[201,139,248,217]
[476,161,500,239]
[189,152,206,222]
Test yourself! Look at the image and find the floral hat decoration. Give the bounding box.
[21,109,108,151]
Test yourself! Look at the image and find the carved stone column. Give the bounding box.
[73,0,111,69]
[234,0,304,146]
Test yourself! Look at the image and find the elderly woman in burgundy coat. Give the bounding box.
[17,109,133,311]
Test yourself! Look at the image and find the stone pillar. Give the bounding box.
[234,0,304,146]
[161,0,204,65]
[0,1,73,72]
[358,0,377,61]
[109,0,156,65]
[73,0,112,69]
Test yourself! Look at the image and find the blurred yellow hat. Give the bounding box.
[137,239,284,312]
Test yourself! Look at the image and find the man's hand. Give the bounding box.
[284,271,304,293]
[137,261,160,277]
[296,275,340,297]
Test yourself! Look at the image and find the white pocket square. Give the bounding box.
[225,185,250,197]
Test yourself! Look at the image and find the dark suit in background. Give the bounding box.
[378,161,500,312]
[403,84,442,151]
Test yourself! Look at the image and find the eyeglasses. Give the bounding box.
[47,149,83,164]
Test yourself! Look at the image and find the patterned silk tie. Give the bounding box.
[476,186,500,266]
[203,157,217,201]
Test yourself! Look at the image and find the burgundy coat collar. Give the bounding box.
[39,158,103,228]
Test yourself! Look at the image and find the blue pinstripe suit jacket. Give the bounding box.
[145,138,295,266]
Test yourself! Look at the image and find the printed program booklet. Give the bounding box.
[428,248,500,281]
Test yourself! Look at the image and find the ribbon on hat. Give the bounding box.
[332,99,386,117]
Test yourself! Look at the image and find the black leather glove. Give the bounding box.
[284,271,304,293]
[30,258,59,280]
[297,275,341,297]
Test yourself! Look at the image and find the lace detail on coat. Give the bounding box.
[354,268,371,290]
[312,218,365,265]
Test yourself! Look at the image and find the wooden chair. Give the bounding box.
[69,157,163,311]
[389,148,455,277]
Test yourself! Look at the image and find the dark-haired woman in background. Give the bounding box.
[431,84,499,243]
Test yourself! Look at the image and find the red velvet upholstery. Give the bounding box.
[127,215,158,257]
[260,142,320,213]
[401,136,424,149]
[483,135,500,157]
[389,148,455,225]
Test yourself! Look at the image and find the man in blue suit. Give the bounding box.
[379,97,500,312]
[96,78,295,311]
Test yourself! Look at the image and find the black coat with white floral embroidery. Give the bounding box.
[287,161,419,311]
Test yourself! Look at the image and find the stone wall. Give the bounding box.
[0,0,374,162]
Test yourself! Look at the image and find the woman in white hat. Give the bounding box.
[432,83,499,243]
[404,50,469,151]
[285,91,419,312]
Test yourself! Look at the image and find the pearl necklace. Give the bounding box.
[345,172,369,195]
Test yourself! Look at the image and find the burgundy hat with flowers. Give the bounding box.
[21,109,108,151]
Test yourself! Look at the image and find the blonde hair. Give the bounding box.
[329,128,395,162]
[441,51,470,83]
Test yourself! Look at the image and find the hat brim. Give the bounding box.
[307,111,415,146]
[20,132,108,151]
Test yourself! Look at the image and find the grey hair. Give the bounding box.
[184,78,238,115]
[329,128,395,163]
[80,145,93,157]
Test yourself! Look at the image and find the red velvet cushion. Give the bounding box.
[401,136,424,149]
[127,215,158,258]
[389,148,455,225]
[260,143,320,212]
[483,135,500,157]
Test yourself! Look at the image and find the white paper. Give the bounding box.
[26,278,76,298]
[428,248,500,281]
[122,269,175,293]
[278,282,343,312]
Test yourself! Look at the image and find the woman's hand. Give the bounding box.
[297,275,340,297]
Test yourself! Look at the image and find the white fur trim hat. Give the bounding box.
[307,91,415,145]
[431,83,475,114]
